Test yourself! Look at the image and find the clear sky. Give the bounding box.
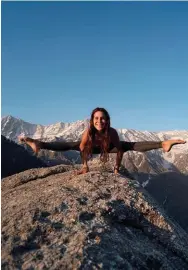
[2,1,188,131]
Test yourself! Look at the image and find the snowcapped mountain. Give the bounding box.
[2,115,188,144]
[1,115,89,142]
[2,115,188,177]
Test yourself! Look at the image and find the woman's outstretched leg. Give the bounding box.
[119,140,186,153]
[18,136,80,154]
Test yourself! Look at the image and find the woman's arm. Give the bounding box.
[110,128,123,173]
[76,128,90,174]
[79,128,89,152]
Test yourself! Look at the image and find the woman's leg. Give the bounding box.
[40,141,80,151]
[20,136,185,154]
[19,136,80,153]
[109,140,185,153]
[121,141,162,152]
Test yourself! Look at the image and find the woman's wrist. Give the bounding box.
[114,165,119,171]
[83,164,89,168]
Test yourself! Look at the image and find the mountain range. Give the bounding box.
[2,115,188,179]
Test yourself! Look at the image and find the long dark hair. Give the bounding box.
[84,107,111,162]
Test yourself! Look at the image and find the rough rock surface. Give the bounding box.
[2,164,188,270]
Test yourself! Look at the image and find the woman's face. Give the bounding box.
[93,111,107,132]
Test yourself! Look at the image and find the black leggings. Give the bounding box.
[40,141,162,154]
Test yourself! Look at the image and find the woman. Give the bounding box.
[19,107,186,175]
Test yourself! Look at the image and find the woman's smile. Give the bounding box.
[93,111,106,131]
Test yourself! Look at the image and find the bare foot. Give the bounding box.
[18,136,41,154]
[162,139,186,152]
[75,166,89,175]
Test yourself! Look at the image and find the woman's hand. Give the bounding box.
[114,166,119,174]
[75,166,89,175]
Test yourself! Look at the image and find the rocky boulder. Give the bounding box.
[2,164,188,270]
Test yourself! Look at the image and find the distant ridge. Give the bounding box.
[1,135,46,178]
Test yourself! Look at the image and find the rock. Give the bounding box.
[2,165,188,269]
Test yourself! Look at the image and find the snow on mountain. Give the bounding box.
[2,115,188,144]
[1,115,89,142]
[1,115,188,179]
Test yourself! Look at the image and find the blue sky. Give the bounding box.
[2,2,188,131]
